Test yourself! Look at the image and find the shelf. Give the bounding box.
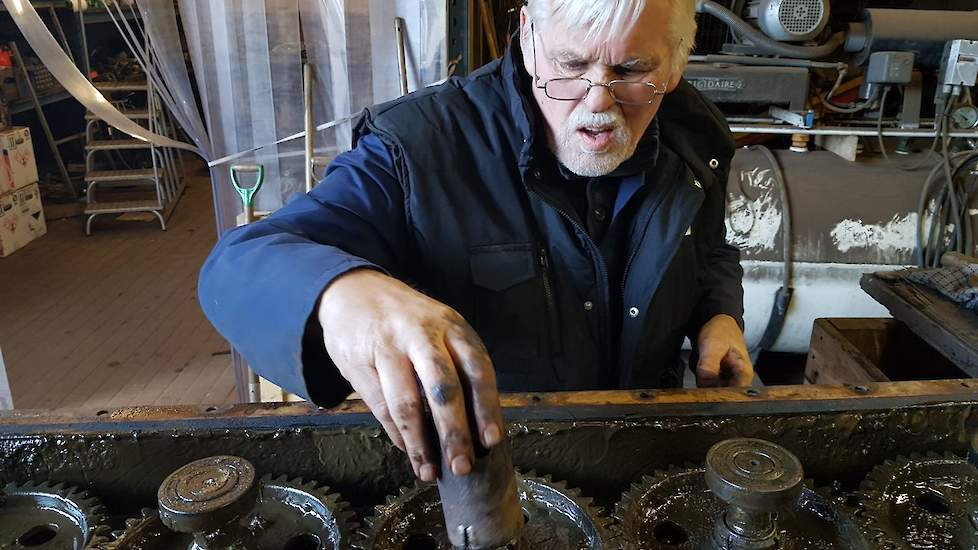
[82,9,140,25]
[9,89,73,114]
[94,81,147,92]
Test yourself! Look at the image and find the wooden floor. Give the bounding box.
[0,165,236,410]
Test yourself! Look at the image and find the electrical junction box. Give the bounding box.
[866,51,915,84]
[942,39,978,87]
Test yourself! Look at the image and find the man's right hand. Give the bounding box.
[318,269,503,482]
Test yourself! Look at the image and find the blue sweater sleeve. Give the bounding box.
[198,134,405,405]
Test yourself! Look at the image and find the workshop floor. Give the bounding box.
[0,163,236,411]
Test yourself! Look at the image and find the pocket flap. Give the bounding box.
[470,244,536,292]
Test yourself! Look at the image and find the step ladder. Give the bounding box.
[83,79,185,235]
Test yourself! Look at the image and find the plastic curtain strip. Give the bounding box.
[5,0,446,230]
[0,0,198,153]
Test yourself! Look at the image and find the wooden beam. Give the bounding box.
[862,273,978,378]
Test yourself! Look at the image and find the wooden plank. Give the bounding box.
[805,319,889,385]
[175,352,232,407]
[56,269,205,409]
[3,379,977,429]
[861,273,978,378]
[0,166,234,409]
[13,236,202,407]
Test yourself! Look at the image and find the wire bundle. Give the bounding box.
[913,96,978,267]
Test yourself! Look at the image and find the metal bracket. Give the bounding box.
[769,106,815,129]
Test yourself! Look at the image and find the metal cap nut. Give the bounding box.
[158,455,258,534]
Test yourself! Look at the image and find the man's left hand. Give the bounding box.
[695,314,754,387]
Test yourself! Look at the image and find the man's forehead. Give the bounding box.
[543,35,661,68]
[536,18,666,66]
[550,45,658,66]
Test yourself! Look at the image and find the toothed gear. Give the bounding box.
[614,466,870,549]
[108,475,356,549]
[856,453,978,549]
[0,480,111,549]
[357,471,613,550]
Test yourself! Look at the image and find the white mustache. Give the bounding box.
[568,109,625,132]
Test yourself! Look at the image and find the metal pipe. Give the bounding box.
[728,124,978,138]
[303,63,314,193]
[394,17,409,97]
[437,438,523,549]
[688,54,844,70]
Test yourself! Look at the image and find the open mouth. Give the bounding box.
[577,126,616,151]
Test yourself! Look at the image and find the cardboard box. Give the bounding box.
[0,182,46,257]
[0,127,38,194]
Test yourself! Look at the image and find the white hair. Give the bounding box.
[526,0,697,72]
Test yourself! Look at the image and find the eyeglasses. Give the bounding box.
[529,22,667,106]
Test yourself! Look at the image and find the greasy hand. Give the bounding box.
[318,269,503,482]
[695,314,754,387]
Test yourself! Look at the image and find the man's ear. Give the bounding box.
[519,6,529,36]
[666,67,684,93]
[518,7,534,70]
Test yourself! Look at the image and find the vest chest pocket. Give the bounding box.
[469,244,547,363]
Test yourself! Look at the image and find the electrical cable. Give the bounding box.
[915,142,978,266]
[820,68,879,114]
[747,145,792,363]
[877,87,943,171]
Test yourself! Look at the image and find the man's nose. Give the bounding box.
[584,83,616,113]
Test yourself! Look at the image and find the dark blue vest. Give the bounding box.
[353,43,740,390]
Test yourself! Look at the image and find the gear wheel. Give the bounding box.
[856,452,978,550]
[356,471,613,550]
[0,480,111,549]
[614,466,870,549]
[107,475,356,549]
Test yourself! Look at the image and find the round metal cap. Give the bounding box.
[157,455,258,534]
[705,438,803,512]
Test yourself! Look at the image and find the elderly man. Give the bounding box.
[200,0,750,483]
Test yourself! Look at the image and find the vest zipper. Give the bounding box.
[528,189,612,366]
[538,246,562,358]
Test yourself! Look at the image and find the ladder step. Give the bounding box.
[85,139,152,151]
[94,81,149,92]
[85,199,161,215]
[85,109,150,121]
[85,169,158,183]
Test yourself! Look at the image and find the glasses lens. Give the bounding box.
[545,78,590,100]
[610,81,658,105]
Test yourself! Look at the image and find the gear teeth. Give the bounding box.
[855,452,978,548]
[110,476,356,549]
[360,472,610,549]
[0,479,111,549]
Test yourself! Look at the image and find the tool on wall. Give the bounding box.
[229,163,265,403]
[394,17,409,97]
[304,62,315,193]
[230,164,264,225]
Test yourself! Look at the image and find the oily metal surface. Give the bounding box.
[614,467,870,549]
[0,480,110,550]
[108,476,355,550]
[704,438,804,511]
[0,389,975,514]
[857,453,978,550]
[157,455,258,534]
[357,473,611,550]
